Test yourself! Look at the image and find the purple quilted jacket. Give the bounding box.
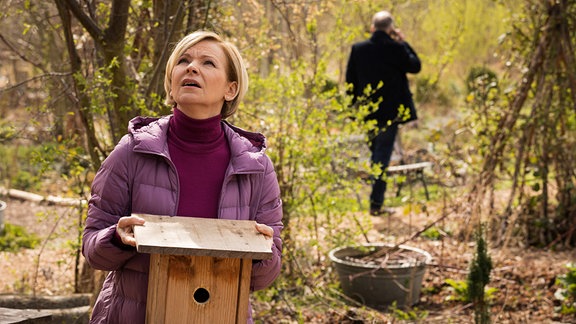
[82,115,283,324]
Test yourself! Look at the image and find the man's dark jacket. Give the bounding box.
[346,30,421,127]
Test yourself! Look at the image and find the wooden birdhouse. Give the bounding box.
[133,214,272,324]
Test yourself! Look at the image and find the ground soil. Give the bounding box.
[0,195,575,323]
[0,198,80,296]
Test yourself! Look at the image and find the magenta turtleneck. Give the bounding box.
[168,108,230,218]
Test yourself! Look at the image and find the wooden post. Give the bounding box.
[134,214,272,324]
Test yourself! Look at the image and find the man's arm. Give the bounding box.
[345,46,360,103]
[400,42,421,74]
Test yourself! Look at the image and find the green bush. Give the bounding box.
[0,145,45,192]
[556,263,576,316]
[0,223,40,252]
[12,170,41,192]
[415,76,452,106]
[465,66,498,95]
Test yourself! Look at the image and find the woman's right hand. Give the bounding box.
[116,215,146,247]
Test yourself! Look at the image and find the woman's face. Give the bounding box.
[170,40,238,119]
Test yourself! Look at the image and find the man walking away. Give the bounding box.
[345,10,421,216]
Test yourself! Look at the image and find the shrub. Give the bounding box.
[0,223,40,252]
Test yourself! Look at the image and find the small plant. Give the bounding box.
[468,224,493,324]
[445,278,498,303]
[0,222,40,252]
[389,302,429,322]
[555,263,576,317]
[422,226,450,240]
[445,279,469,302]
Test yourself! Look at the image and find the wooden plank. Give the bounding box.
[134,214,272,260]
[235,258,252,324]
[146,254,250,324]
[0,307,52,323]
[145,254,169,324]
[387,162,433,173]
[169,255,241,323]
[0,294,91,309]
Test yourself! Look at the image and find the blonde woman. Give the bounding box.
[82,30,283,324]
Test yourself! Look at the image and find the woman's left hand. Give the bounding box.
[116,215,146,247]
[255,223,274,248]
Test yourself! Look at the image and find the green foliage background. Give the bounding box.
[1,0,575,321]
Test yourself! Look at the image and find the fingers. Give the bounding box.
[118,215,146,228]
[255,223,273,238]
[255,223,274,249]
[117,226,137,247]
[116,215,146,247]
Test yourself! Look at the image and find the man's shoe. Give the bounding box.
[370,207,395,216]
[370,209,382,216]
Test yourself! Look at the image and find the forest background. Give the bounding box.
[0,0,575,323]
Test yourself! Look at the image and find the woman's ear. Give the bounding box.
[225,81,238,101]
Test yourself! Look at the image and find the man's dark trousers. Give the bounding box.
[369,123,399,211]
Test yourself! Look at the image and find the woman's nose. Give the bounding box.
[186,62,198,74]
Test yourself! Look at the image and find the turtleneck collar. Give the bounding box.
[169,107,223,143]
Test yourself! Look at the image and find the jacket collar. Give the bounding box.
[128,115,268,174]
[222,121,267,174]
[129,115,170,156]
[370,30,393,43]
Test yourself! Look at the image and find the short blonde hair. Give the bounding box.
[164,30,249,119]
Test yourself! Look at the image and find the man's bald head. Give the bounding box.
[371,11,394,32]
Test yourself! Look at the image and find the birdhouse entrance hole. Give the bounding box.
[194,288,210,304]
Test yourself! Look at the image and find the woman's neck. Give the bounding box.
[169,107,223,143]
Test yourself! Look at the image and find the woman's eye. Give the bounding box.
[177,58,189,65]
[204,60,215,67]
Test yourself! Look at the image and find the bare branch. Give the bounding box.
[144,1,188,99]
[60,0,104,43]
[0,72,73,93]
[0,33,45,71]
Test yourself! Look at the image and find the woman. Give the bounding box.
[82,30,283,324]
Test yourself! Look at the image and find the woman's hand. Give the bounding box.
[255,223,274,248]
[116,215,146,247]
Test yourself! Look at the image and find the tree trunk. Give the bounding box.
[54,0,103,170]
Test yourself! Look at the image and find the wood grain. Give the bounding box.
[133,214,273,260]
[146,254,251,323]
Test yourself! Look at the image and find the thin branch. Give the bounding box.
[0,72,72,93]
[0,33,45,71]
[368,211,450,259]
[144,1,187,99]
[557,0,576,112]
[270,0,300,59]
